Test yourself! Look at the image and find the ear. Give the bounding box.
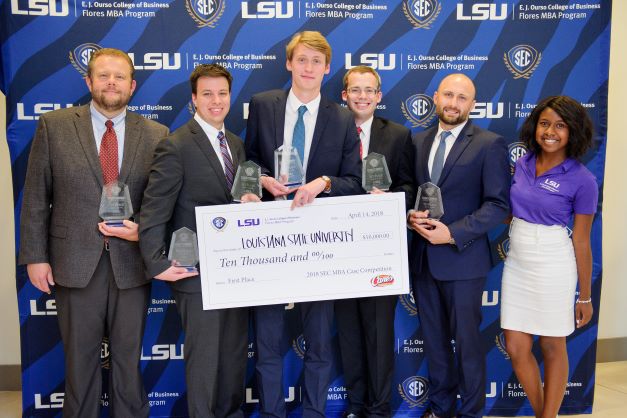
[324,63,330,75]
[129,79,137,96]
[341,90,348,102]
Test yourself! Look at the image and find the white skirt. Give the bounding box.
[501,217,578,337]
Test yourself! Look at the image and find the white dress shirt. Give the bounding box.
[357,116,374,158]
[427,120,468,175]
[282,89,321,173]
[90,102,126,172]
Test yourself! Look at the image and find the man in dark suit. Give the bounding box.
[336,66,414,418]
[245,31,362,417]
[139,64,248,418]
[407,73,510,418]
[19,48,168,417]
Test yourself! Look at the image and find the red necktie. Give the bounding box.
[357,126,363,159]
[100,120,119,185]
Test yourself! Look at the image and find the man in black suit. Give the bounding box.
[408,74,510,418]
[245,31,362,417]
[335,66,414,418]
[139,64,248,418]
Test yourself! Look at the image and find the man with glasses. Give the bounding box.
[336,65,414,418]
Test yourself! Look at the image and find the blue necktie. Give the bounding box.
[292,105,307,165]
[431,130,451,184]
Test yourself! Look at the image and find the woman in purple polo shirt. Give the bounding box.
[501,95,598,418]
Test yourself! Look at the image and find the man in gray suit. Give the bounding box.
[19,48,168,418]
[139,64,249,418]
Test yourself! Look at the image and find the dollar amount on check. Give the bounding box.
[196,193,409,309]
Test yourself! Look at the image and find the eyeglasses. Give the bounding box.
[346,87,379,97]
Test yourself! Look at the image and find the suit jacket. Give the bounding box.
[410,121,510,281]
[245,89,362,198]
[19,104,168,289]
[368,116,415,210]
[139,118,246,293]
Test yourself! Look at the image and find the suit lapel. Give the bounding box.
[368,117,384,155]
[274,91,288,150]
[308,96,330,167]
[74,105,104,186]
[119,112,141,184]
[438,122,474,186]
[189,119,232,195]
[225,131,241,169]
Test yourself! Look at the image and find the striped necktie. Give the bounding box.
[218,131,234,189]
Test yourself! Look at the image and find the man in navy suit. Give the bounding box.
[336,66,414,418]
[245,31,362,417]
[407,74,510,418]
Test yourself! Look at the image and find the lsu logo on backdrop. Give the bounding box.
[495,331,510,359]
[34,393,64,409]
[504,45,542,79]
[403,0,441,29]
[497,237,510,261]
[17,103,73,121]
[241,1,294,19]
[128,52,181,70]
[292,334,307,359]
[212,217,228,231]
[70,43,103,76]
[246,387,297,403]
[469,102,505,119]
[399,290,417,316]
[186,0,225,28]
[345,53,397,70]
[398,376,429,407]
[141,344,184,360]
[29,298,57,315]
[402,94,437,128]
[11,0,68,16]
[371,274,394,287]
[456,3,508,20]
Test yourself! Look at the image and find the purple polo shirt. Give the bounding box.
[511,152,598,226]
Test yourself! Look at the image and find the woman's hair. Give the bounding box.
[520,95,594,160]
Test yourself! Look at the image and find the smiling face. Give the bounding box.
[433,74,476,130]
[342,71,382,125]
[286,43,330,100]
[85,54,136,118]
[535,107,570,159]
[192,76,231,130]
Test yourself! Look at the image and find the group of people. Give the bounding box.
[19,30,597,418]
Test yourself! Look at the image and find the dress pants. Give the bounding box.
[413,256,486,418]
[335,296,397,418]
[172,290,248,418]
[55,251,150,418]
[254,301,334,418]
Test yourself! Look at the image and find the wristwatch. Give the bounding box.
[321,175,331,193]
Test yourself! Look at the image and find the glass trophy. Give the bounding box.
[274,146,305,188]
[362,152,392,192]
[231,161,262,202]
[168,227,199,272]
[414,182,444,220]
[99,181,133,226]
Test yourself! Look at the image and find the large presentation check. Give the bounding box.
[196,193,409,310]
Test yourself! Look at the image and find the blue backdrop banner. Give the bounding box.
[2,0,610,416]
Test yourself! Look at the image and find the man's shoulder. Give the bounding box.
[464,123,502,143]
[251,89,286,103]
[412,125,437,144]
[374,116,410,136]
[38,105,84,123]
[127,111,168,134]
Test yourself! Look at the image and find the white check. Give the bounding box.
[195,193,409,310]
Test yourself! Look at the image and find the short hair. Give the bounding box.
[520,95,594,160]
[189,64,233,94]
[286,31,331,65]
[87,48,135,80]
[342,66,381,91]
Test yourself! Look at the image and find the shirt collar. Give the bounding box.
[522,151,578,176]
[436,120,468,141]
[287,89,321,116]
[194,113,225,141]
[358,116,374,138]
[90,102,126,126]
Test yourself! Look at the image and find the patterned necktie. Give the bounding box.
[431,130,451,184]
[357,126,363,159]
[292,105,307,164]
[100,120,118,185]
[218,131,235,189]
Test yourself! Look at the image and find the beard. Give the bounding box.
[92,89,131,113]
[436,105,469,126]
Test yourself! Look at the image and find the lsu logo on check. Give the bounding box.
[371,274,394,287]
[69,43,103,76]
[186,0,225,28]
[403,0,441,29]
[504,45,542,79]
[401,93,437,128]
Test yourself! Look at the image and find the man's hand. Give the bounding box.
[27,263,55,294]
[291,178,326,209]
[261,176,291,197]
[98,220,139,241]
[370,187,385,195]
[240,193,262,203]
[155,265,199,282]
[407,209,430,231]
[412,218,453,245]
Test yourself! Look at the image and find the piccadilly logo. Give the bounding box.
[186,0,225,28]
[403,0,441,29]
[504,45,542,79]
[401,93,437,128]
